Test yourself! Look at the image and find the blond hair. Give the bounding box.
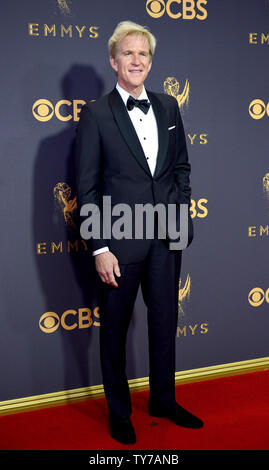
[108,20,156,60]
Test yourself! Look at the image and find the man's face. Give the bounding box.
[110,34,152,95]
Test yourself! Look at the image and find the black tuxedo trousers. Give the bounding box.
[98,231,182,419]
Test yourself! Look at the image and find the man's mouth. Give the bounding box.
[129,69,143,73]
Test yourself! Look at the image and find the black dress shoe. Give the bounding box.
[149,403,203,429]
[109,415,136,444]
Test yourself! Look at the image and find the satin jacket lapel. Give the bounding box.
[108,87,152,177]
[146,90,169,178]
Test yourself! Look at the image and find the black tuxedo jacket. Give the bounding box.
[76,86,193,264]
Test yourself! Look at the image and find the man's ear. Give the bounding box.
[110,56,118,73]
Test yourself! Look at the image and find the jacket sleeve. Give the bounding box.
[174,104,192,204]
[75,104,109,252]
[173,102,194,246]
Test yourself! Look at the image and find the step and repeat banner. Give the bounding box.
[0,0,268,402]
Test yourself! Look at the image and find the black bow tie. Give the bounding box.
[126,95,151,114]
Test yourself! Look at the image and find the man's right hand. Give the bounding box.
[94,251,121,287]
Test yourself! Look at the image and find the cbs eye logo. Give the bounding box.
[146,0,208,20]
[146,0,166,17]
[249,99,269,120]
[248,287,269,307]
[32,99,54,122]
[39,312,60,333]
[32,99,87,122]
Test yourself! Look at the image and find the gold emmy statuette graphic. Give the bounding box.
[178,274,191,315]
[164,77,189,110]
[263,173,269,202]
[57,0,71,15]
[54,182,77,229]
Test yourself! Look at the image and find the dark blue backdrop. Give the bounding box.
[0,0,268,402]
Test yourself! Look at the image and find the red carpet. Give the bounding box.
[0,371,268,450]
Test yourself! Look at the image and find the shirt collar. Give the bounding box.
[116,82,149,106]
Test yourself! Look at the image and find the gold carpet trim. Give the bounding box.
[0,357,268,415]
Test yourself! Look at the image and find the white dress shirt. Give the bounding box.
[92,82,159,256]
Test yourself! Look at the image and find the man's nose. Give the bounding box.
[131,54,140,65]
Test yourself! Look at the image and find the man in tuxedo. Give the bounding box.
[76,20,203,444]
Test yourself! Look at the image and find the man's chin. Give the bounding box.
[128,78,143,85]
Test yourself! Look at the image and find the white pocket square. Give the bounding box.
[168,125,176,130]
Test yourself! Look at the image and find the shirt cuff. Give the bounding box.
[92,246,109,256]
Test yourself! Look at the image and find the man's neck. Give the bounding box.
[117,82,144,99]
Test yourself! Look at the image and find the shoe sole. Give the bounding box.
[149,410,204,429]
